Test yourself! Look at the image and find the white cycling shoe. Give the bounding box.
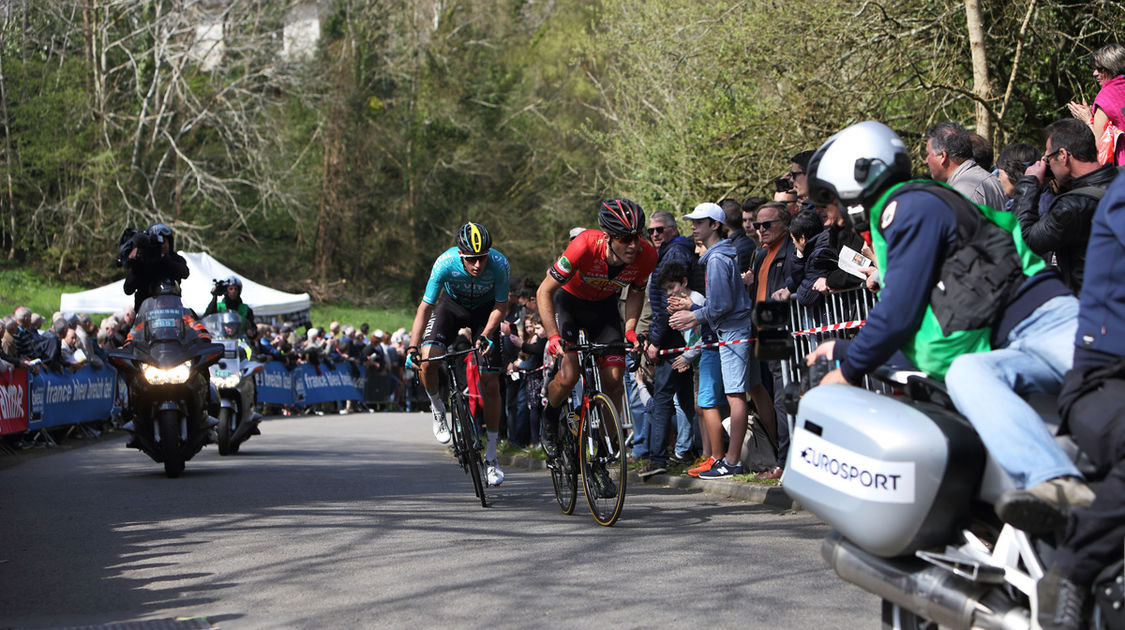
[432,411,451,444]
[485,459,504,486]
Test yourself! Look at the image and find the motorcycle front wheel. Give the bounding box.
[160,408,185,478]
[217,406,238,455]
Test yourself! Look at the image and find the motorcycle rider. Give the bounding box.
[204,275,256,335]
[119,223,189,314]
[1039,172,1125,630]
[804,121,1094,530]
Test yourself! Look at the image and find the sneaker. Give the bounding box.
[485,459,504,487]
[432,411,451,444]
[754,466,784,481]
[638,461,667,480]
[592,463,618,498]
[995,476,1095,534]
[669,451,693,466]
[1038,564,1087,630]
[698,458,742,480]
[688,456,716,478]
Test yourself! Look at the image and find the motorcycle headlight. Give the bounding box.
[210,374,241,388]
[143,361,192,385]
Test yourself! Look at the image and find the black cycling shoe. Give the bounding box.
[541,406,562,459]
[592,463,617,499]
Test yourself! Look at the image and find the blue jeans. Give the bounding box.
[944,295,1082,488]
[646,359,695,466]
[625,354,649,459]
[672,399,695,457]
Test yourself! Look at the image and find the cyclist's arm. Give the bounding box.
[622,284,645,336]
[480,300,507,340]
[409,300,435,354]
[537,273,563,338]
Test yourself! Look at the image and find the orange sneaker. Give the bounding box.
[688,456,716,478]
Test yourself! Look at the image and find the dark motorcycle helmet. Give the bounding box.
[147,223,175,249]
[598,198,645,237]
[456,222,492,256]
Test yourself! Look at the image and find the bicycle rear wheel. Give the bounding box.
[579,392,626,526]
[548,403,578,514]
[452,393,487,507]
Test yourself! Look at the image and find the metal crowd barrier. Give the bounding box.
[778,285,879,422]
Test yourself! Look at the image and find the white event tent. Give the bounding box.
[60,252,311,322]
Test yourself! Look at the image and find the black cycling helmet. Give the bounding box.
[456,222,492,256]
[598,198,645,236]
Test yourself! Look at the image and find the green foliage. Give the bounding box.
[0,265,88,318]
[0,0,1116,304]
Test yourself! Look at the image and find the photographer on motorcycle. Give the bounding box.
[118,223,189,313]
[204,275,256,336]
[803,121,1094,531]
[1040,173,1125,630]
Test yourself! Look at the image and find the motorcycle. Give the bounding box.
[108,292,224,478]
[782,363,1124,630]
[201,311,264,455]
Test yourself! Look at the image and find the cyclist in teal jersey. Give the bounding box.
[407,222,510,486]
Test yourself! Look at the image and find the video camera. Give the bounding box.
[752,300,793,361]
[115,227,163,267]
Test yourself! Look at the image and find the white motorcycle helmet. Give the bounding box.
[806,120,913,226]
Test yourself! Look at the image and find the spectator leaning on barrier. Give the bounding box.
[924,121,1008,212]
[669,202,753,480]
[640,208,699,478]
[1014,118,1119,295]
[806,120,1094,531]
[777,209,828,309]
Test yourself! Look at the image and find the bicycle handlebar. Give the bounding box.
[418,346,478,363]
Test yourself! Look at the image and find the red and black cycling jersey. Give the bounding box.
[549,229,658,301]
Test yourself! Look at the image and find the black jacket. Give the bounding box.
[1014,164,1119,294]
[123,253,190,311]
[647,235,697,349]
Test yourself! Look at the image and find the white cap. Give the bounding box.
[681,202,725,223]
[373,329,385,338]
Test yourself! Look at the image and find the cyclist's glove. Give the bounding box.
[625,329,640,350]
[405,346,420,370]
[475,335,494,352]
[546,334,563,357]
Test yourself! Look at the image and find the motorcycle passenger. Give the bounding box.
[119,223,189,314]
[204,275,256,335]
[406,222,510,487]
[804,120,1094,530]
[1040,172,1125,630]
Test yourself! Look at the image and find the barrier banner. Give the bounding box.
[29,365,118,429]
[295,363,365,405]
[255,362,297,406]
[0,368,29,435]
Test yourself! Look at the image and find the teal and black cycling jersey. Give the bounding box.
[422,247,510,309]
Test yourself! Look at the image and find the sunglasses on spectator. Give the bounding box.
[1042,149,1063,162]
[613,234,640,245]
[753,220,777,230]
[1094,65,1110,74]
[785,169,805,179]
[647,226,667,235]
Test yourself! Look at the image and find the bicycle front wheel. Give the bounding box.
[579,391,626,526]
[452,393,487,507]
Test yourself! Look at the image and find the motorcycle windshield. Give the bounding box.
[203,311,243,340]
[140,296,186,343]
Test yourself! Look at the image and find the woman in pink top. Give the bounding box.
[1068,43,1125,165]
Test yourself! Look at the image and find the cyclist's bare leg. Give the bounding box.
[418,344,444,395]
[596,362,625,422]
[546,353,580,408]
[480,372,501,432]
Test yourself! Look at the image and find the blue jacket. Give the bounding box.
[648,235,697,348]
[1074,172,1125,365]
[693,238,753,332]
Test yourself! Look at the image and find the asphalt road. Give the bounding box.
[0,412,878,629]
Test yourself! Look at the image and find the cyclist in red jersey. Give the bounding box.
[537,198,657,457]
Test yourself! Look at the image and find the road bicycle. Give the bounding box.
[545,332,629,526]
[420,347,487,508]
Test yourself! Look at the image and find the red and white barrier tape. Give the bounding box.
[790,320,865,337]
[657,337,755,356]
[654,319,867,355]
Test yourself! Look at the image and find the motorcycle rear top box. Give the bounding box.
[783,385,984,558]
